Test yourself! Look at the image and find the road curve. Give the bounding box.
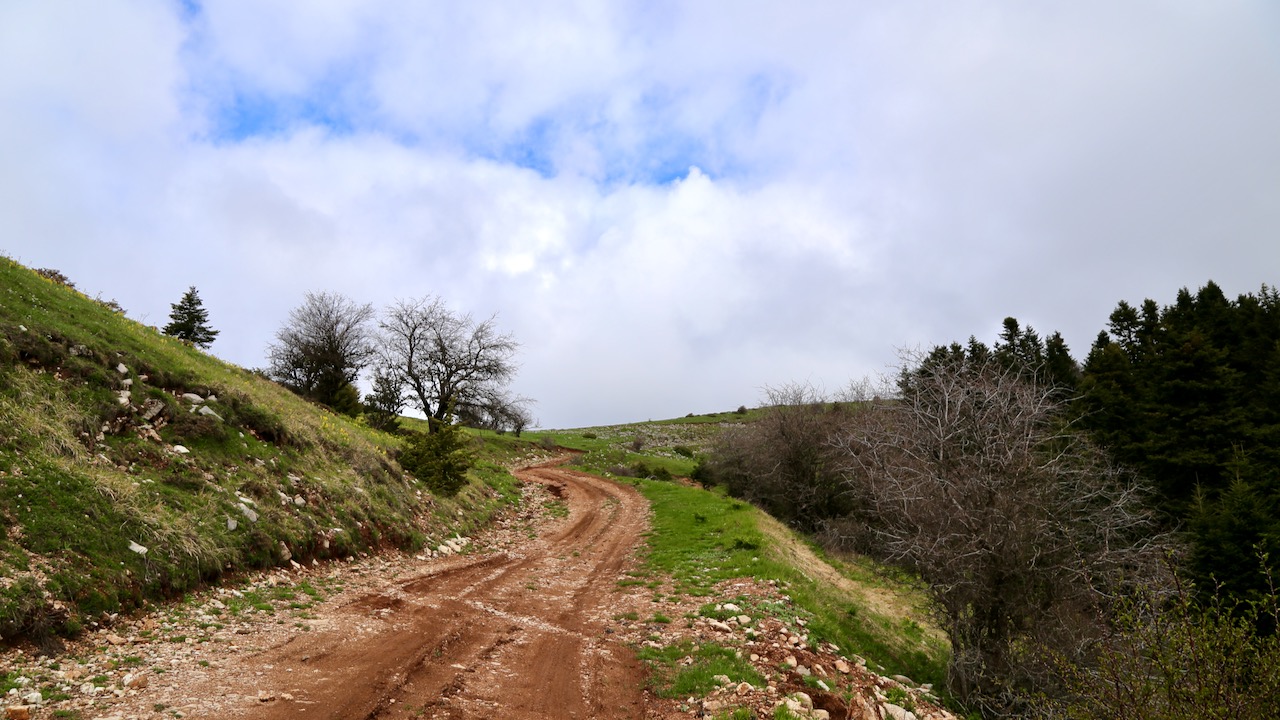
[207,461,650,720]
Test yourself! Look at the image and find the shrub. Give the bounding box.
[34,268,75,288]
[168,410,228,444]
[399,423,473,497]
[631,461,672,482]
[835,353,1171,715]
[1045,575,1280,719]
[673,445,695,458]
[690,459,713,485]
[220,391,288,445]
[705,384,857,531]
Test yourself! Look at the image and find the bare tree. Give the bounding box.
[266,291,375,414]
[704,383,860,531]
[456,392,535,435]
[832,352,1172,715]
[377,297,522,430]
[506,404,533,437]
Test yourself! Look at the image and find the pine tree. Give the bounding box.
[163,286,219,349]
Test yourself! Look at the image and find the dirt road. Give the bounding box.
[3,459,964,720]
[206,461,650,720]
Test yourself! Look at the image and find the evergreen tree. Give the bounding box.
[363,368,405,431]
[1078,282,1280,611]
[398,418,474,497]
[1044,331,1080,392]
[162,286,219,349]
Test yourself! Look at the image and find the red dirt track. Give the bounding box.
[209,462,650,720]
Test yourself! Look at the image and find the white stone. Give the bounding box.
[238,503,259,523]
[884,704,918,720]
[116,363,128,375]
[172,445,190,454]
[182,393,204,404]
[128,541,148,555]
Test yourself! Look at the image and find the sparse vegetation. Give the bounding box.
[0,257,523,641]
[637,639,764,698]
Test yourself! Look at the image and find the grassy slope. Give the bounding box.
[0,258,521,640]
[544,419,950,691]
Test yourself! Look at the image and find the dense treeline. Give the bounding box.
[702,280,1280,716]
[908,281,1280,607]
[1079,282,1280,604]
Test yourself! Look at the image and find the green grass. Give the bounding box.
[539,414,949,692]
[543,498,570,518]
[0,257,526,640]
[637,639,764,698]
[632,477,948,690]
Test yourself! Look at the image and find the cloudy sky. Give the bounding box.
[3,1,1278,428]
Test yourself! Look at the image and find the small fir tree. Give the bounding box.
[163,286,219,348]
[398,418,473,496]
[363,368,405,432]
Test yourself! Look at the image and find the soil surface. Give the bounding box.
[210,461,650,720]
[2,459,653,720]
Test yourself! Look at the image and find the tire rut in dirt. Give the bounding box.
[214,462,648,720]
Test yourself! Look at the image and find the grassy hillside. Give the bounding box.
[0,258,520,641]
[544,418,951,691]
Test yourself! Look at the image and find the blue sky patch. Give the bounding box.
[206,81,364,144]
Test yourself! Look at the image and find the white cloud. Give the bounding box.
[2,1,1278,427]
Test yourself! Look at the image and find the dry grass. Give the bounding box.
[755,511,947,649]
[0,365,90,460]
